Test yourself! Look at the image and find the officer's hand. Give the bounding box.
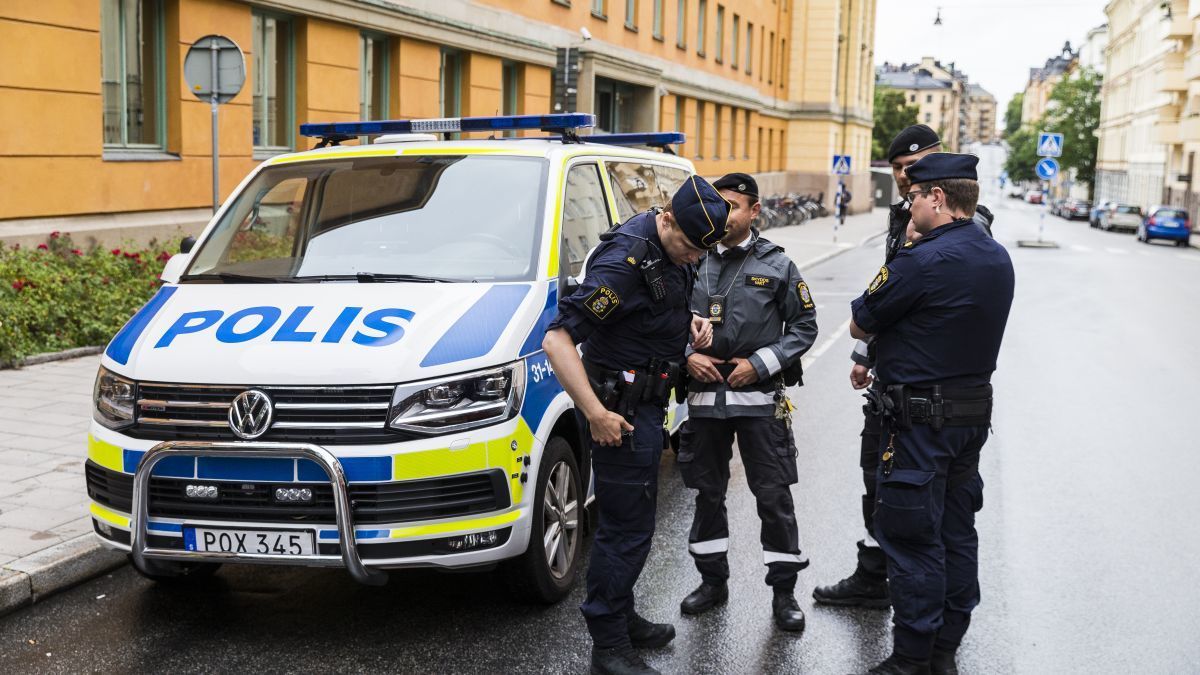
[906,220,923,243]
[687,353,725,383]
[850,363,873,390]
[726,357,759,388]
[690,315,713,350]
[588,410,634,447]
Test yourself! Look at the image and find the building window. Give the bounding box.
[925,112,932,123]
[653,0,663,38]
[745,22,753,74]
[697,0,707,56]
[695,100,705,159]
[768,31,775,84]
[440,49,463,118]
[713,105,722,159]
[101,0,165,149]
[731,14,739,68]
[729,106,737,158]
[592,0,607,19]
[595,77,636,134]
[360,34,389,122]
[926,94,932,103]
[502,62,520,136]
[715,5,724,63]
[625,0,637,29]
[779,38,786,88]
[910,93,916,103]
[676,0,686,48]
[759,25,764,81]
[675,95,685,154]
[742,109,750,158]
[252,12,293,152]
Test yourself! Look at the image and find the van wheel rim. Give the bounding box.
[542,461,579,579]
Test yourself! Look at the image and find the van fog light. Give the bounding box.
[275,487,314,503]
[446,530,500,551]
[185,484,219,500]
[96,521,113,537]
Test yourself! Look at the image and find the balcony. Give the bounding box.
[1157,53,1188,92]
[1187,48,1200,81]
[1155,118,1182,144]
[1182,115,1200,141]
[1167,12,1192,39]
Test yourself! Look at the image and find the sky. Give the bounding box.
[874,0,1110,119]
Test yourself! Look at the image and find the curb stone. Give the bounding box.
[0,533,126,618]
[1,345,103,371]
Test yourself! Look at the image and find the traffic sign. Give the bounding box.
[1037,132,1064,157]
[1035,157,1059,180]
[832,155,851,175]
[184,35,246,103]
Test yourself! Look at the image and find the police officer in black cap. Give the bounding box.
[848,153,1014,675]
[814,124,941,609]
[675,172,818,632]
[544,175,730,675]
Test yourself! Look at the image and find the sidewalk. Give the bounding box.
[0,208,887,616]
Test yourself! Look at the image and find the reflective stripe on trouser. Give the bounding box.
[677,415,806,590]
[873,422,987,662]
[580,402,665,649]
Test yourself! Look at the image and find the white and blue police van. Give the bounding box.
[85,114,694,601]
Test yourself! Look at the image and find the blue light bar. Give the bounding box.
[299,114,596,138]
[586,132,687,148]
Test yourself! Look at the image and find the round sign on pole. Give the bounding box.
[1035,158,1059,181]
[184,35,246,102]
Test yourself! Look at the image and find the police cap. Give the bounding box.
[904,152,979,184]
[671,175,731,250]
[886,124,941,162]
[712,172,759,200]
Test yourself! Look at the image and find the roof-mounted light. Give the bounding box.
[299,114,596,146]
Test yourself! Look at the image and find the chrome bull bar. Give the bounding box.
[130,440,388,586]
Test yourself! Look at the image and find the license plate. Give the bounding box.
[183,527,315,556]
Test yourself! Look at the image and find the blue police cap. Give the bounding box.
[671,175,731,250]
[904,152,979,184]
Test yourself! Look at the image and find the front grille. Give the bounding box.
[85,461,509,525]
[128,382,404,444]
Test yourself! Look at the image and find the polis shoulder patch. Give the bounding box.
[745,275,777,289]
[586,286,620,319]
[797,281,815,310]
[868,266,889,294]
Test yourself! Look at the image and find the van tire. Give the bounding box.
[506,437,583,604]
[131,556,221,584]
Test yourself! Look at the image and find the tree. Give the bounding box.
[1041,68,1102,193]
[872,88,920,160]
[1004,93,1024,138]
[1003,126,1038,183]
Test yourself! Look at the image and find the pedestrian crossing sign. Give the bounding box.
[832,155,851,175]
[1037,132,1063,157]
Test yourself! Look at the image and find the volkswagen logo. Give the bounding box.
[228,390,273,440]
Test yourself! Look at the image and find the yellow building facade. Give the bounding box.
[0,0,876,246]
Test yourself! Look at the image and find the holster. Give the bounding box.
[879,383,992,431]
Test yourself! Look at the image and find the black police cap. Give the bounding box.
[712,172,759,199]
[671,175,731,250]
[904,152,979,184]
[886,124,941,162]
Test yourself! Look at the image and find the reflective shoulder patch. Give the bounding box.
[797,281,815,310]
[744,275,777,289]
[868,266,889,294]
[586,286,620,319]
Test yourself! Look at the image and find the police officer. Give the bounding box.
[814,125,942,610]
[848,153,1015,675]
[675,173,817,631]
[543,176,730,675]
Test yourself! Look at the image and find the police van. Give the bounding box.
[84,114,694,601]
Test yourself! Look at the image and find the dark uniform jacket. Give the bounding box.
[686,231,818,418]
[850,217,1014,388]
[548,211,693,371]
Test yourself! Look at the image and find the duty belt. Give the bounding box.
[583,358,682,422]
[863,383,992,431]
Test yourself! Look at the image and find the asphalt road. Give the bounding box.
[3,156,1199,673]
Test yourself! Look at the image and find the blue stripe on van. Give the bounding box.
[518,281,558,357]
[420,285,531,368]
[105,286,177,365]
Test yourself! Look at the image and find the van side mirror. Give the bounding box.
[180,236,196,254]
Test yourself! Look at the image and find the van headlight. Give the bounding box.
[388,362,525,435]
[94,367,136,430]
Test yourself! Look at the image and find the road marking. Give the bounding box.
[1070,244,1093,252]
[801,319,851,371]
[1105,247,1127,255]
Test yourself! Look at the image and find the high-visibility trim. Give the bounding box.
[763,551,808,565]
[388,508,523,539]
[90,502,131,529]
[754,347,782,376]
[87,434,125,473]
[688,538,729,555]
[687,391,717,407]
[726,390,776,407]
[269,148,397,164]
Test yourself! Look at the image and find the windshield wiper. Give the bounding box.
[179,272,288,284]
[291,273,459,283]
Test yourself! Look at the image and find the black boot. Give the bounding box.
[771,588,806,632]
[930,649,958,675]
[812,566,890,608]
[864,653,931,675]
[679,581,728,615]
[627,612,676,648]
[590,646,660,675]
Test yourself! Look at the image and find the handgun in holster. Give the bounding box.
[883,384,913,429]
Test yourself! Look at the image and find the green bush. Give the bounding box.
[0,232,174,366]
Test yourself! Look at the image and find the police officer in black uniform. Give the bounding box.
[543,176,730,675]
[814,125,942,609]
[675,172,818,632]
[848,153,1014,675]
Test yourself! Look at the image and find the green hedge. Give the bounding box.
[0,233,174,366]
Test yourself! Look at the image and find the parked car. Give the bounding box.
[1099,203,1143,232]
[1138,205,1193,246]
[1062,199,1092,220]
[1024,190,1044,204]
[1049,198,1067,216]
[1090,200,1114,228]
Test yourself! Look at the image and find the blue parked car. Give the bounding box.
[1089,200,1114,228]
[1138,205,1193,247]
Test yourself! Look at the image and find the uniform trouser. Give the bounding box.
[580,402,665,649]
[857,409,888,581]
[677,416,807,591]
[873,422,987,661]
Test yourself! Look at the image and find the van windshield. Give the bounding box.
[185,155,549,282]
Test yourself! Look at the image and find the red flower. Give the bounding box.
[156,251,172,262]
[11,280,22,291]
[110,248,121,255]
[71,249,82,256]
[37,243,48,250]
[49,231,60,239]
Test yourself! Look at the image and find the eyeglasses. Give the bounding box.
[904,190,931,203]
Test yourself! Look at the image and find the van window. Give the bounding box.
[561,163,612,277]
[607,161,664,222]
[653,165,690,206]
